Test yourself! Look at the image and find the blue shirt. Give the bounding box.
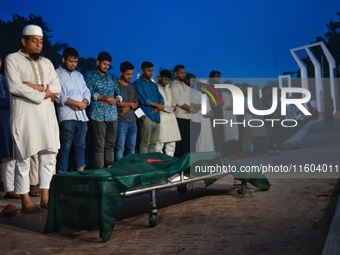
[134,77,164,123]
[55,66,91,123]
[84,70,123,122]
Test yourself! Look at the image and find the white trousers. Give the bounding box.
[15,148,56,194]
[155,141,176,157]
[1,158,16,192]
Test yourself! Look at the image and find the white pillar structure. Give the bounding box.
[290,42,337,113]
[305,47,322,112]
[320,42,338,112]
[290,49,308,90]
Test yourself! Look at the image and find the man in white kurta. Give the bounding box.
[170,65,191,157]
[4,25,61,213]
[156,69,181,156]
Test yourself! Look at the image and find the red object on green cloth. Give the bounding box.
[147,159,165,163]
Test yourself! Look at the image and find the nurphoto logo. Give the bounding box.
[200,84,312,128]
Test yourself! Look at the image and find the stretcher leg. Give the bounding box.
[177,185,187,194]
[148,189,158,227]
[235,181,249,197]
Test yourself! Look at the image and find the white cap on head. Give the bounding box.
[22,25,43,36]
[198,79,208,84]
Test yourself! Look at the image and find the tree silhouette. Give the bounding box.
[308,11,340,78]
[0,13,95,74]
[0,14,65,67]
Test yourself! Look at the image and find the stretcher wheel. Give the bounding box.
[148,213,157,227]
[235,183,247,197]
[177,185,187,194]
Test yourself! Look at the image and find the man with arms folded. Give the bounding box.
[5,25,61,213]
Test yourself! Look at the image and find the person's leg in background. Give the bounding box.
[149,121,160,153]
[29,154,40,197]
[1,158,20,199]
[115,121,128,162]
[164,142,176,156]
[104,121,118,167]
[73,121,88,171]
[125,122,137,155]
[91,119,106,168]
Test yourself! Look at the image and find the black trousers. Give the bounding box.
[174,118,190,158]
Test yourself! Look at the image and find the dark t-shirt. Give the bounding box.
[118,81,137,123]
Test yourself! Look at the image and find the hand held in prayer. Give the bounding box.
[157,103,165,111]
[120,106,130,115]
[71,106,80,111]
[106,97,117,105]
[152,108,159,114]
[77,101,87,110]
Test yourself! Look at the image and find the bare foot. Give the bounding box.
[40,202,48,209]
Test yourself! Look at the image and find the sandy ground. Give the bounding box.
[0,177,338,255]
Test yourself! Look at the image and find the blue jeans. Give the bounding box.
[115,121,137,161]
[57,120,88,173]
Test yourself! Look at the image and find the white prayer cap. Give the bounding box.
[22,25,43,36]
[198,79,208,84]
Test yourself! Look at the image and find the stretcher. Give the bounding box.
[44,151,270,241]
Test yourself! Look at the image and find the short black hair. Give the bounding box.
[160,69,172,79]
[174,65,185,73]
[141,61,154,69]
[120,61,135,72]
[97,51,112,62]
[185,73,196,86]
[209,70,221,78]
[62,47,79,59]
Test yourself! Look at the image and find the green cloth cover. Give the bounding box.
[44,151,269,241]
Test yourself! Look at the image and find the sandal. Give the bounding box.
[2,204,18,217]
[29,185,41,197]
[4,191,21,199]
[21,205,44,214]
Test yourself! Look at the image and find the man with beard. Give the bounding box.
[133,61,164,153]
[170,65,192,157]
[84,52,122,168]
[5,25,61,213]
[156,69,181,156]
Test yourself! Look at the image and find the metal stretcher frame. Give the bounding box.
[122,169,247,228]
[45,152,267,241]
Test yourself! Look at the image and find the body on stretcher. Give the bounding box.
[44,151,269,241]
[121,167,248,228]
